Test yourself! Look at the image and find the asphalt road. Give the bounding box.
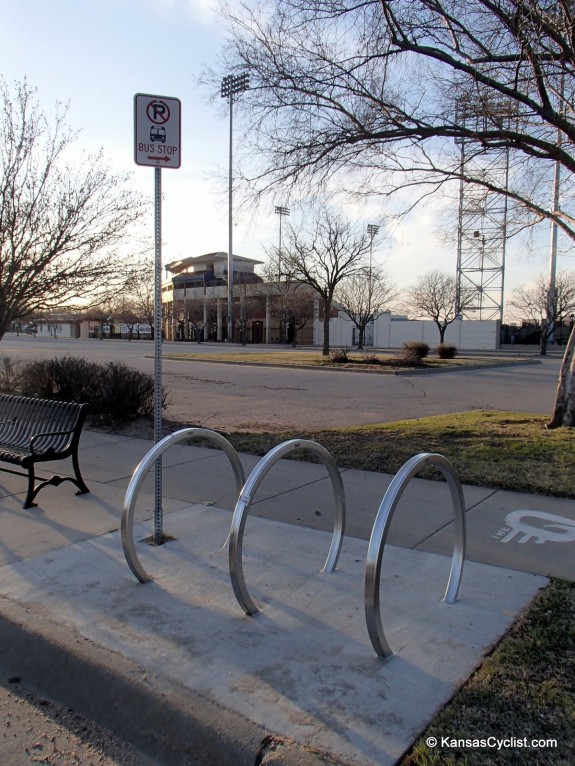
[0,671,159,766]
[1,335,560,430]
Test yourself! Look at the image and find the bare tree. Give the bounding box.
[113,297,142,341]
[124,260,155,335]
[335,266,398,349]
[216,1,574,239]
[233,275,263,345]
[260,255,315,345]
[0,78,145,340]
[509,272,575,355]
[408,270,474,343]
[282,208,371,355]
[86,301,114,340]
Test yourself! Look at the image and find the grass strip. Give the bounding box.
[162,351,527,370]
[222,411,575,499]
[402,579,575,765]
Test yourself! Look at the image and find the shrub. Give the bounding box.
[0,357,22,392]
[95,361,157,421]
[17,356,164,423]
[402,341,429,361]
[360,351,381,365]
[329,347,350,363]
[19,356,99,401]
[436,343,458,359]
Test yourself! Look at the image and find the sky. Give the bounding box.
[2,0,568,307]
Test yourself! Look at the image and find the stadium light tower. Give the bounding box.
[367,224,380,277]
[221,72,249,341]
[275,205,290,278]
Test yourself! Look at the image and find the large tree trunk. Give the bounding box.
[547,327,575,428]
[322,310,330,356]
[358,324,365,350]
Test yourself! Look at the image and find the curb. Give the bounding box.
[0,597,342,766]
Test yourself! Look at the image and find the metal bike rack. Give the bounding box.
[364,453,466,658]
[122,428,246,583]
[229,439,346,616]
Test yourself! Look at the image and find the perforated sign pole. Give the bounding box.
[134,93,181,544]
[153,166,163,542]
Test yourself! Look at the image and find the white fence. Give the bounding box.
[314,312,500,351]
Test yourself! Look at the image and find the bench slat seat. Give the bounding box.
[0,394,90,508]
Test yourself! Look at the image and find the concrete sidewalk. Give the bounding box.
[0,428,572,765]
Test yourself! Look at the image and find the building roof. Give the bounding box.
[165,252,264,274]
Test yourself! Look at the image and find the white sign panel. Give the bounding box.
[134,93,181,168]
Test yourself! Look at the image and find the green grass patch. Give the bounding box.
[402,579,575,765]
[224,411,575,498]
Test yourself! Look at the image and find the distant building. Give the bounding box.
[162,252,317,344]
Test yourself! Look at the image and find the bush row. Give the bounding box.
[0,355,164,423]
[327,342,458,365]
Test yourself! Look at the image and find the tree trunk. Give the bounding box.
[547,327,575,428]
[358,324,365,350]
[322,310,330,356]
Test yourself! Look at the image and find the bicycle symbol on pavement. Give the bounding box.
[493,510,575,544]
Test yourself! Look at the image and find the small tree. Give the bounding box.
[408,270,473,343]
[335,266,398,349]
[233,276,262,345]
[87,301,114,340]
[0,78,145,341]
[509,272,575,356]
[283,208,371,355]
[113,298,142,341]
[124,260,155,336]
[261,255,315,345]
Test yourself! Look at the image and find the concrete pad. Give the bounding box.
[0,506,546,766]
[418,489,575,580]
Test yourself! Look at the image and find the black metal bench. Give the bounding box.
[0,394,90,508]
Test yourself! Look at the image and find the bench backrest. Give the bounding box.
[0,395,88,452]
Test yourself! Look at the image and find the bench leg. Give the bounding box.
[72,451,90,496]
[22,453,89,509]
[24,466,37,509]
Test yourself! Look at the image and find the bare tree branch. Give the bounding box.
[0,78,146,339]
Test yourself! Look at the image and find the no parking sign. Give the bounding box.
[134,93,181,168]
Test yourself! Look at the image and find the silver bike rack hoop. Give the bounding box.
[229,439,346,616]
[364,452,467,658]
[122,428,246,583]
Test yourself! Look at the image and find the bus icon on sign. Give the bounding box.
[150,126,166,143]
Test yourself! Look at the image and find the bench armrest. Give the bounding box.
[30,427,77,455]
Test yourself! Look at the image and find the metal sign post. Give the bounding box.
[134,93,181,543]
